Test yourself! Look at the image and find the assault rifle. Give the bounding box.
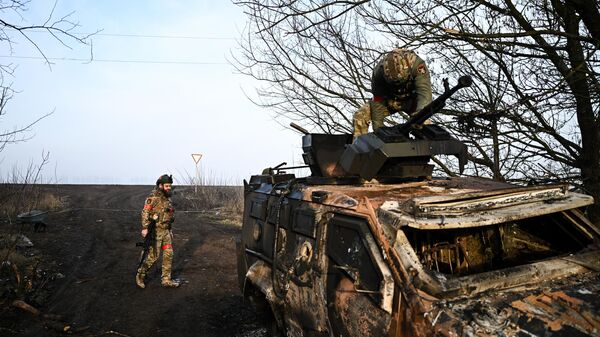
[136,221,156,270]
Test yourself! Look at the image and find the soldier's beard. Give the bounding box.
[160,188,172,197]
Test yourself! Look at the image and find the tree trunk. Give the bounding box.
[553,0,600,224]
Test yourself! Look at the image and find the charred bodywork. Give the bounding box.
[237,77,600,337]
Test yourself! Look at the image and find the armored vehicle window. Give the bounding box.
[402,211,596,276]
[327,215,383,294]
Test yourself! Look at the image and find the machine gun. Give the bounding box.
[374,75,473,140]
[339,76,473,181]
[136,221,156,270]
[399,75,472,133]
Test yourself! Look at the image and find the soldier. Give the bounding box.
[353,48,433,139]
[135,174,180,288]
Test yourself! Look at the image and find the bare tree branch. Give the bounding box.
[233,0,600,222]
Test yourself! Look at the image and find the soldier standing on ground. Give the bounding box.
[353,48,433,139]
[135,174,180,288]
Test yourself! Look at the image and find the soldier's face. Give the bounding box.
[160,183,172,196]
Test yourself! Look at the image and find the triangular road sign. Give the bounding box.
[191,153,203,164]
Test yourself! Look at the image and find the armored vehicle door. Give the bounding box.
[269,196,330,336]
[239,182,331,336]
[325,214,394,337]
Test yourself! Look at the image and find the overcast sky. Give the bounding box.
[0,1,305,185]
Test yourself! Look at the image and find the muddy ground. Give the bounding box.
[0,185,264,337]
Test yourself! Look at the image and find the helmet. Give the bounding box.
[156,174,173,186]
[371,48,418,99]
[379,48,417,83]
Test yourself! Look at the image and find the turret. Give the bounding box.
[300,76,473,183]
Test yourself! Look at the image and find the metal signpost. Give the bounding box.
[191,153,203,193]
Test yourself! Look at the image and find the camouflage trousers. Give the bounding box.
[137,228,174,281]
[352,101,391,139]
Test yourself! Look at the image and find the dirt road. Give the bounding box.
[1,185,262,337]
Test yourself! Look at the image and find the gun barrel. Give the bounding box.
[290,122,309,135]
[400,75,473,131]
[273,162,287,169]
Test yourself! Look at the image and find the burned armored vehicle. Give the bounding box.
[236,76,600,337]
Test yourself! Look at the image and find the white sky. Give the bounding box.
[0,1,306,185]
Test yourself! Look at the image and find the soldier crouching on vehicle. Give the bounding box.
[353,48,433,139]
[135,174,180,288]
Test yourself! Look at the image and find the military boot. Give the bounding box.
[161,278,180,288]
[135,272,146,289]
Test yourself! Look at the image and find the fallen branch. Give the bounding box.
[12,299,40,316]
[11,299,86,334]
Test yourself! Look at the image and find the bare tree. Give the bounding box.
[232,1,382,133]
[0,0,93,152]
[233,0,600,223]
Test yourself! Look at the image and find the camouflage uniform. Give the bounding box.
[353,49,433,139]
[137,187,176,286]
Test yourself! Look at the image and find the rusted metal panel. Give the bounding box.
[379,193,594,230]
[245,260,278,305]
[410,184,571,215]
[329,276,391,337]
[283,274,329,336]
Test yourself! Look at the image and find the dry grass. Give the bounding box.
[175,185,244,224]
[0,184,64,219]
[0,154,62,218]
[174,169,245,224]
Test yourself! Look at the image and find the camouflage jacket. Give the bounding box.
[141,188,175,230]
[371,48,432,114]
